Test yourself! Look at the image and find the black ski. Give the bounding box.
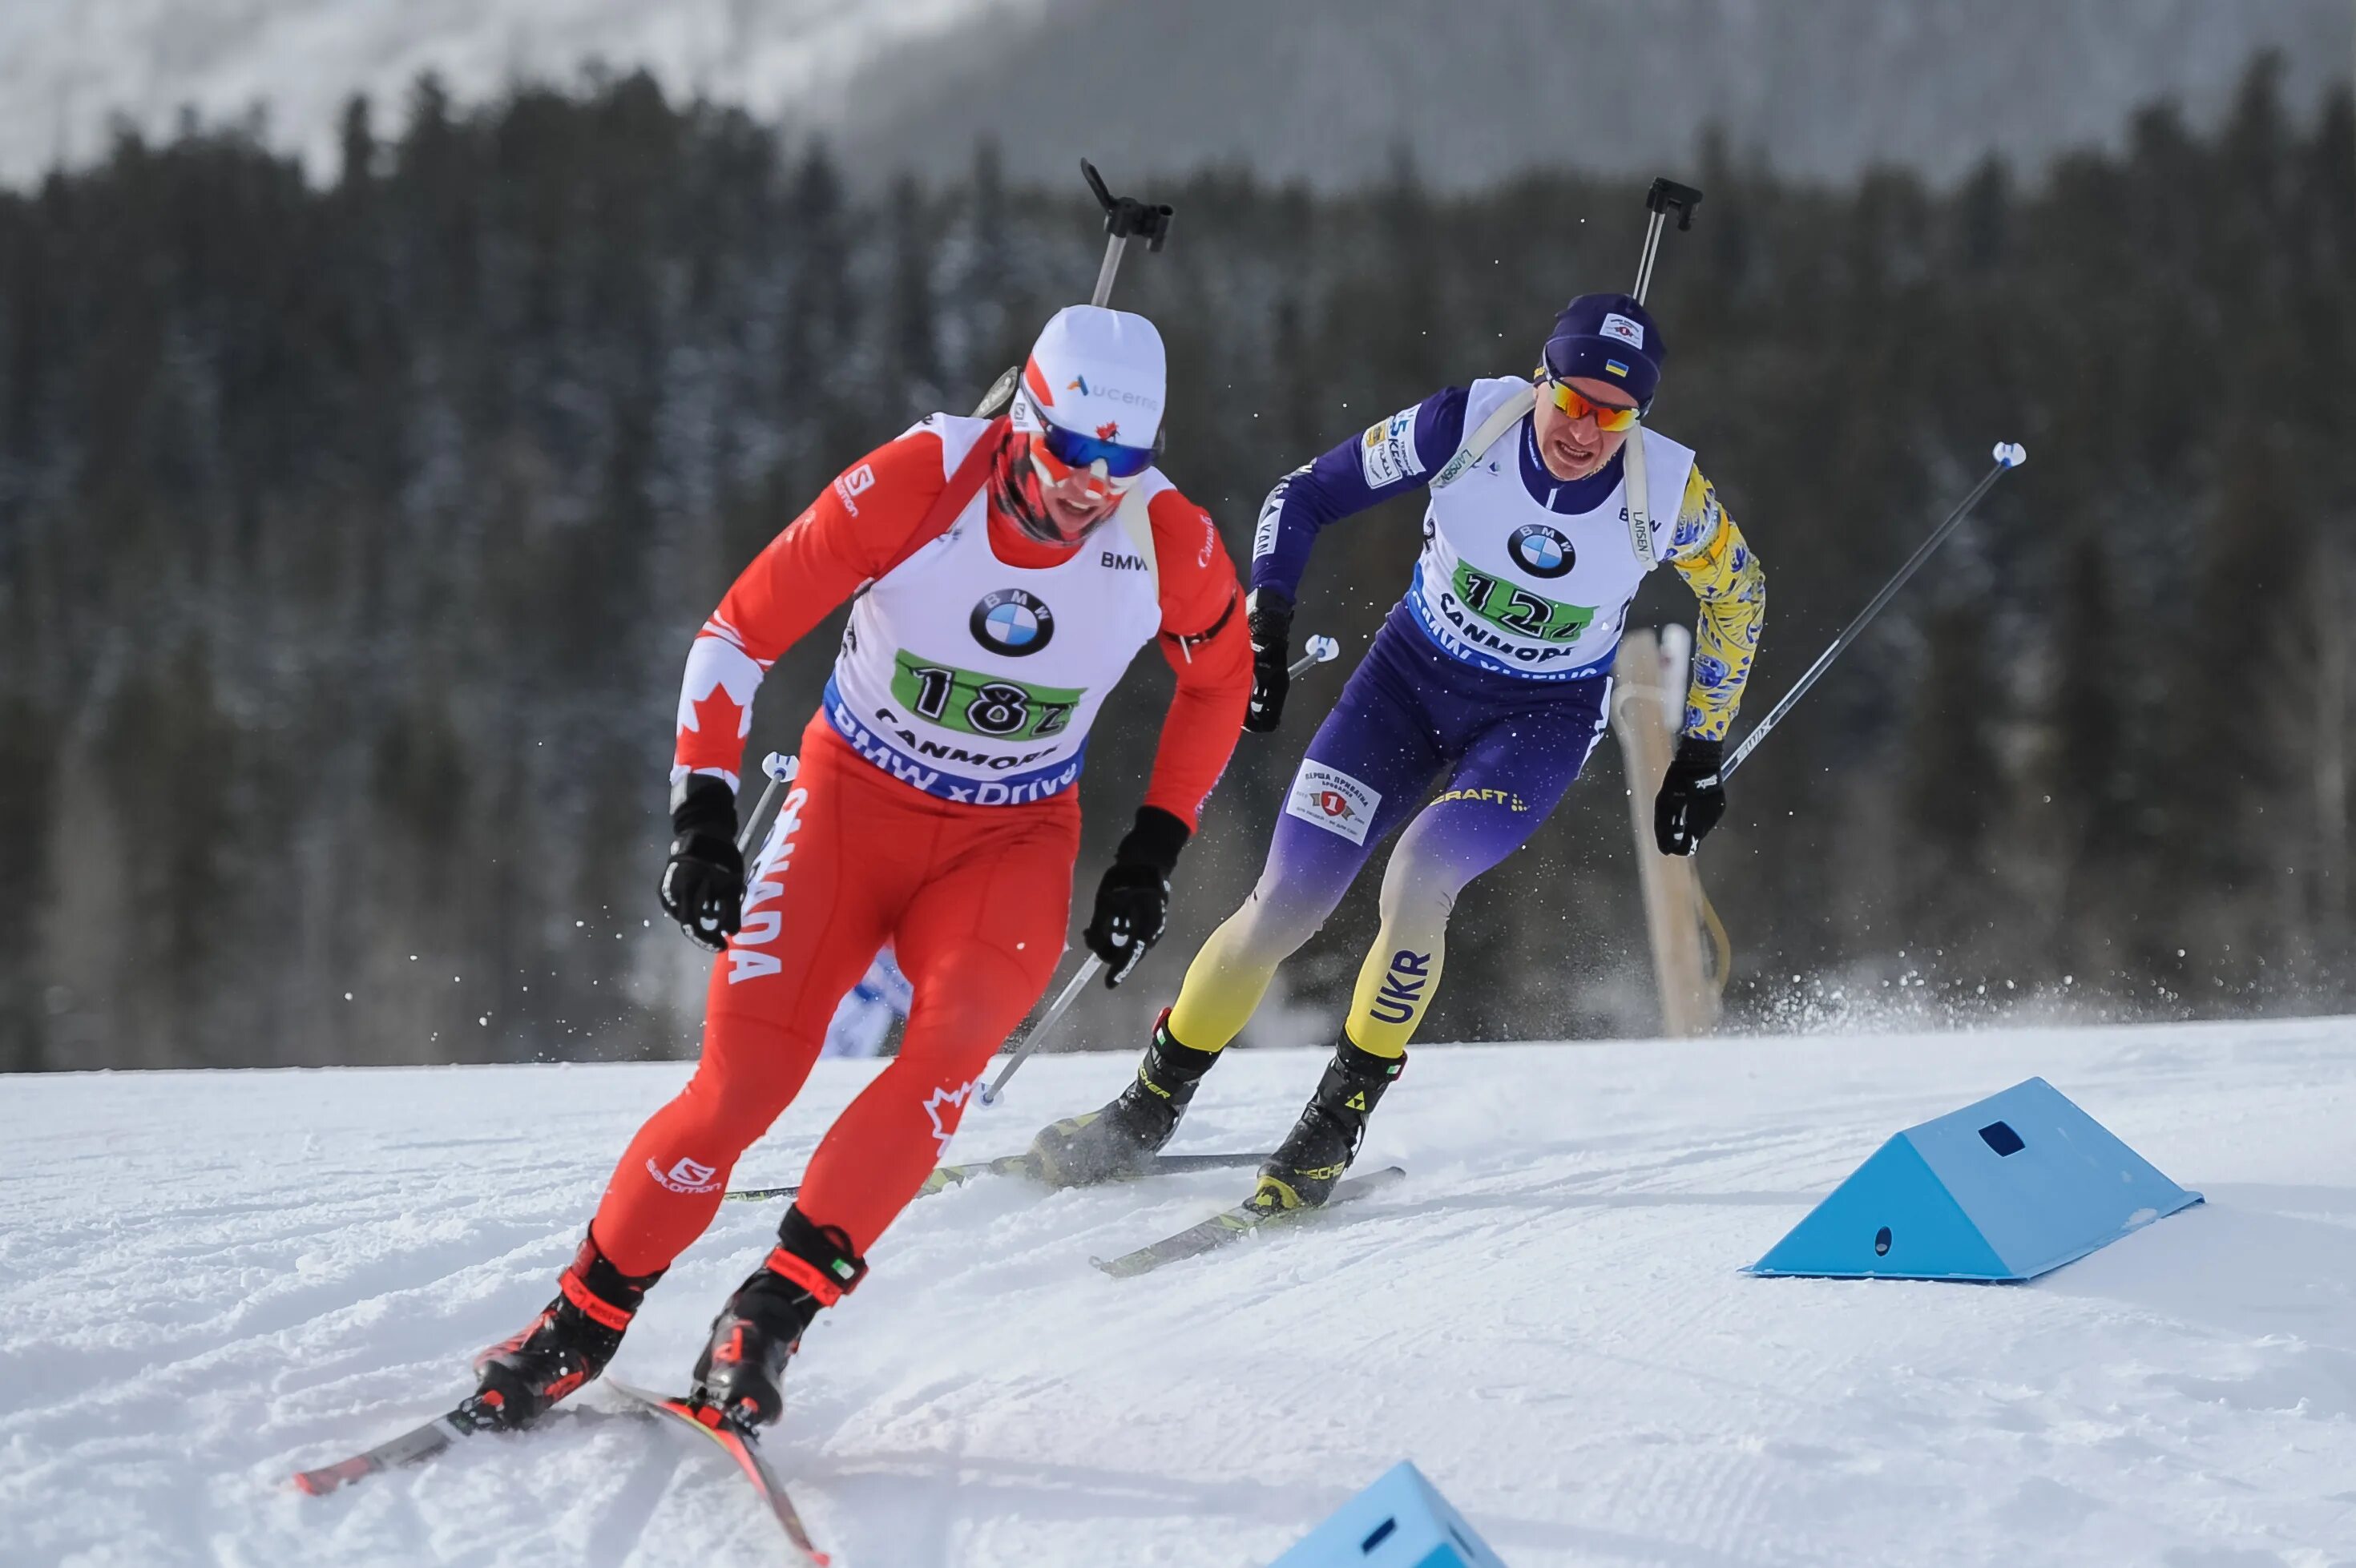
[724,1148,1268,1204]
[607,1380,829,1565]
[292,1404,489,1495]
[1091,1166,1408,1279]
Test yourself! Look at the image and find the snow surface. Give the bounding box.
[4,1018,2354,1566]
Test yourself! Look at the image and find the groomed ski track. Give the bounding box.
[5,1018,2353,1566]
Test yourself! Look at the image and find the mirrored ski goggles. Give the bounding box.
[1539,374,1644,433]
[1035,421,1156,480]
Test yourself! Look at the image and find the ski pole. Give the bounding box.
[1722,442,2027,781]
[735,751,801,857]
[978,634,1341,1107]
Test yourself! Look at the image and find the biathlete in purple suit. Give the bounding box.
[1035,293,1769,1208]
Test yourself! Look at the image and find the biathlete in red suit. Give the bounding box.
[466,305,1251,1433]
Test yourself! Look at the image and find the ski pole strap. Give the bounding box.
[1723,446,2023,780]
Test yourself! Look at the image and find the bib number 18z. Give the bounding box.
[898,656,1079,740]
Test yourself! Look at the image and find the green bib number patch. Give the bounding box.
[1450,564,1596,643]
[892,651,1085,740]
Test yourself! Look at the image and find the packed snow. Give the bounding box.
[4,1017,2354,1565]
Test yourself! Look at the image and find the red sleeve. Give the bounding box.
[671,429,951,792]
[1140,485,1252,830]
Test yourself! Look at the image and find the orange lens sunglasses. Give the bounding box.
[1543,376,1643,432]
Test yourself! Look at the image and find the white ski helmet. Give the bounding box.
[1011,304,1167,463]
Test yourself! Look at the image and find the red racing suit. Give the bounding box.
[591,414,1251,1272]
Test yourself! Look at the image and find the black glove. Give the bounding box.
[1084,806,1190,986]
[660,775,744,951]
[1244,590,1293,733]
[1653,734,1727,857]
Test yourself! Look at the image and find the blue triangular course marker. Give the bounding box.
[1749,1076,2202,1283]
[1267,1460,1509,1568]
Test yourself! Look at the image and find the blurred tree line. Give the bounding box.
[2,58,2349,1072]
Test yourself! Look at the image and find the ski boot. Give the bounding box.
[689,1207,867,1430]
[465,1232,662,1430]
[1249,1036,1404,1212]
[1030,1009,1220,1187]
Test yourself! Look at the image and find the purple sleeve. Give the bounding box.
[1248,386,1470,603]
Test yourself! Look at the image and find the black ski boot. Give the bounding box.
[466,1232,662,1430]
[1030,1009,1220,1187]
[1249,1036,1404,1212]
[690,1207,867,1430]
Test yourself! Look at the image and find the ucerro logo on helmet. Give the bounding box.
[1064,374,1158,409]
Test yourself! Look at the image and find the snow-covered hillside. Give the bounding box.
[5,1018,2354,1565]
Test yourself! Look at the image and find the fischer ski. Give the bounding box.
[724,1148,1269,1203]
[607,1381,829,1566]
[1091,1166,1408,1279]
[292,1403,493,1495]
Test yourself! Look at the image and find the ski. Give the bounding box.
[292,1404,489,1495]
[724,1148,1269,1203]
[607,1381,830,1566]
[1090,1166,1409,1279]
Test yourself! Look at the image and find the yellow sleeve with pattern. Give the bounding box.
[1662,465,1765,742]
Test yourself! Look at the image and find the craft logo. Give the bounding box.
[970,589,1055,657]
[1285,760,1381,846]
[1600,312,1645,349]
[1430,785,1528,813]
[1508,523,1575,579]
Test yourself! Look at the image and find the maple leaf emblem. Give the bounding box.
[676,684,748,774]
[922,1078,984,1155]
[1095,420,1120,441]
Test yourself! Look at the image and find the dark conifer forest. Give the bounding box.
[3,58,2350,1070]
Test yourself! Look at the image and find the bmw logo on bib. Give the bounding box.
[1508,524,1575,579]
[970,589,1055,656]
